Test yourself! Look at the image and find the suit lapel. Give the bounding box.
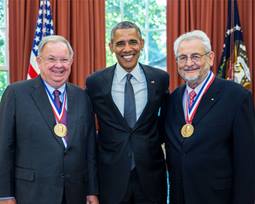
[31,77,63,146]
[172,85,187,143]
[176,85,186,123]
[65,84,77,149]
[132,65,157,129]
[193,78,221,125]
[102,66,129,129]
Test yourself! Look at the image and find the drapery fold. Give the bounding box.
[9,0,254,97]
[9,0,106,88]
[167,0,254,100]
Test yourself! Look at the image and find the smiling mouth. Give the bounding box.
[122,54,135,61]
[52,69,65,74]
[183,66,199,72]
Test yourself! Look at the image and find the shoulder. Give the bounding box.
[140,64,169,88]
[4,77,39,94]
[86,65,115,85]
[214,77,250,98]
[141,63,169,78]
[66,82,92,103]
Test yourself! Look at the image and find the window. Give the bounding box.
[0,0,8,100]
[105,0,166,70]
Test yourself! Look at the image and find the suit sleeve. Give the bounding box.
[232,91,255,204]
[158,73,170,145]
[0,86,16,197]
[85,92,99,196]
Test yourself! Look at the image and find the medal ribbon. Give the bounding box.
[185,71,215,124]
[43,81,67,123]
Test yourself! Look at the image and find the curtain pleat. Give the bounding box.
[9,0,106,88]
[167,0,254,101]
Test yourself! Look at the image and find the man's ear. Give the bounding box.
[109,42,114,53]
[208,51,215,66]
[140,38,145,49]
[36,56,42,65]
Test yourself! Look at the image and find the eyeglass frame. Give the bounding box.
[176,51,211,65]
[39,56,73,65]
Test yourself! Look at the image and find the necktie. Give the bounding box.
[124,74,136,170]
[124,74,136,128]
[53,90,62,109]
[53,90,68,142]
[188,90,197,109]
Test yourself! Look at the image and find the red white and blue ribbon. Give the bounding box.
[186,71,215,124]
[43,81,67,123]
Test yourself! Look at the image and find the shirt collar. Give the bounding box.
[43,80,66,95]
[186,71,210,94]
[115,63,144,83]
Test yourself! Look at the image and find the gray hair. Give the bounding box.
[38,35,74,58]
[110,21,142,42]
[173,30,211,57]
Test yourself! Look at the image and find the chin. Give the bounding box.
[183,74,199,82]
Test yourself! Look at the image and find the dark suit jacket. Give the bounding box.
[0,76,98,204]
[86,64,169,204]
[165,77,255,204]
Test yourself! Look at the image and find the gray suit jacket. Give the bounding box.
[0,76,98,204]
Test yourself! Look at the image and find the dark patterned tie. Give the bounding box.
[53,90,62,109]
[53,90,68,142]
[124,74,136,128]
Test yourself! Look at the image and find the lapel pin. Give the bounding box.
[211,98,214,101]
[150,80,155,84]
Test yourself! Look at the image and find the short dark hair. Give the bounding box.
[110,21,142,42]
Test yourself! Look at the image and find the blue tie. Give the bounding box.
[124,74,136,170]
[124,74,136,128]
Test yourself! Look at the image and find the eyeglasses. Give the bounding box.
[176,52,210,64]
[40,56,72,64]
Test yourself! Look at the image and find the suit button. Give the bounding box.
[61,174,65,178]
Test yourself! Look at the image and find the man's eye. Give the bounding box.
[191,55,201,60]
[129,40,138,45]
[178,56,187,61]
[48,57,56,62]
[115,42,125,47]
[61,59,69,63]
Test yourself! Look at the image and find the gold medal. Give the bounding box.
[181,123,194,138]
[54,123,67,137]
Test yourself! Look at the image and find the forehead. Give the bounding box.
[178,38,205,54]
[41,41,68,52]
[112,28,141,41]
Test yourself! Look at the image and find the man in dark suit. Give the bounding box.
[0,35,98,204]
[86,21,169,204]
[164,30,255,204]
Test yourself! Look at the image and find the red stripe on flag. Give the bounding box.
[28,64,39,79]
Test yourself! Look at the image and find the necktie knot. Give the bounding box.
[53,89,61,97]
[126,73,133,81]
[53,90,62,109]
[188,90,197,108]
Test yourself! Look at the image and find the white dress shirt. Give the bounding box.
[111,63,148,121]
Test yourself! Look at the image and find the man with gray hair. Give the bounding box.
[164,30,255,204]
[0,35,98,204]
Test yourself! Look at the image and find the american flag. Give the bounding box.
[217,0,251,89]
[27,0,54,79]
